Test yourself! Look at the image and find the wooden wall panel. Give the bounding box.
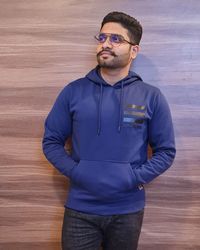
[0,0,199,249]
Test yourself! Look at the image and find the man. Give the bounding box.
[42,11,176,250]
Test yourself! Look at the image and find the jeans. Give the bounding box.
[62,208,144,250]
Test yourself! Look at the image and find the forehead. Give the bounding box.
[100,22,129,38]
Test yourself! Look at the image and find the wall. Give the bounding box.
[0,0,199,249]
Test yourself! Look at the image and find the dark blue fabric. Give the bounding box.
[62,208,144,250]
[42,66,176,215]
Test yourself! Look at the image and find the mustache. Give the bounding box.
[97,49,117,57]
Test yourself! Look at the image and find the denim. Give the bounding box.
[62,208,144,250]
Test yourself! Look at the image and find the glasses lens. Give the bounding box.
[97,33,107,43]
[95,33,127,46]
[110,34,123,44]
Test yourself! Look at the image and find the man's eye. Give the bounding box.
[111,35,122,43]
[98,34,106,42]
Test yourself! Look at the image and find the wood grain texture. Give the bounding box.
[0,0,200,249]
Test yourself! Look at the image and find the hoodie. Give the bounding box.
[42,66,176,215]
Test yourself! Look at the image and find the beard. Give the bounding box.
[96,47,132,69]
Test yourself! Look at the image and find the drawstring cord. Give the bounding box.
[97,81,124,135]
[97,82,103,135]
[118,81,124,133]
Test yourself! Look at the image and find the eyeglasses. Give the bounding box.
[94,33,136,47]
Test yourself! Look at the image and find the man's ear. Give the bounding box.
[131,45,140,59]
[133,45,140,52]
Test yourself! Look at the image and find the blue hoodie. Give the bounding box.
[42,66,176,215]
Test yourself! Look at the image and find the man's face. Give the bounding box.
[96,22,138,69]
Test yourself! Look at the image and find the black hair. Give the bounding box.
[101,11,143,45]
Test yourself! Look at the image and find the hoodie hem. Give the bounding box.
[65,187,145,215]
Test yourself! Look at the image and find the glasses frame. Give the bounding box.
[94,32,136,47]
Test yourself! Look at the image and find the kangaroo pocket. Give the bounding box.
[70,160,136,200]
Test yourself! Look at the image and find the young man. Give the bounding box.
[43,11,176,250]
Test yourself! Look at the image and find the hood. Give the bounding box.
[86,66,143,135]
[86,65,142,88]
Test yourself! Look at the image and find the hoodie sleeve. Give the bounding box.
[133,90,176,185]
[42,85,77,177]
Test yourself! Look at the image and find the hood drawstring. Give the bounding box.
[97,81,124,135]
[97,82,103,135]
[118,81,124,133]
[87,67,142,136]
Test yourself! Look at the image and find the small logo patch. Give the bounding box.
[123,104,146,128]
[127,104,146,110]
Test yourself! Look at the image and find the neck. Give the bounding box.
[100,66,130,85]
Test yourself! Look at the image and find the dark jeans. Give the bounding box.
[62,208,144,250]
